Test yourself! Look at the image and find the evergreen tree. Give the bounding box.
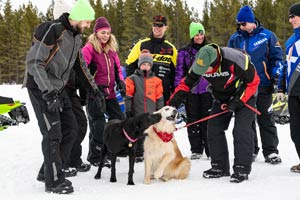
[120,0,139,63]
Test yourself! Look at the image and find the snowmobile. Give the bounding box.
[0,96,30,131]
[272,94,289,125]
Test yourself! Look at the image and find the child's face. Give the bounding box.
[140,62,151,71]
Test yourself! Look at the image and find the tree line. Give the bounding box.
[0,0,295,84]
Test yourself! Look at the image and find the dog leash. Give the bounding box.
[176,110,229,130]
[177,103,260,130]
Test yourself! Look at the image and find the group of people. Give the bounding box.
[23,0,300,194]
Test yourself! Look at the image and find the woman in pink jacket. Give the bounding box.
[82,17,125,167]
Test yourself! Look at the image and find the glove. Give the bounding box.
[117,80,126,97]
[93,88,106,113]
[227,96,244,112]
[43,90,62,112]
[276,92,286,102]
[125,111,134,118]
[168,90,189,108]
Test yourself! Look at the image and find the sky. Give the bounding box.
[9,0,204,15]
[0,84,300,200]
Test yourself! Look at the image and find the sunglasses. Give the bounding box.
[237,22,247,26]
[289,14,296,19]
[153,23,164,28]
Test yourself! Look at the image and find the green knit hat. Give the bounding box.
[189,22,205,39]
[191,45,217,75]
[69,0,95,21]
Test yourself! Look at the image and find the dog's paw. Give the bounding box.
[154,170,163,179]
[94,173,101,179]
[144,178,151,184]
[160,176,170,182]
[110,177,117,182]
[127,181,135,185]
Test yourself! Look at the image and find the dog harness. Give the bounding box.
[153,127,173,142]
[122,128,138,147]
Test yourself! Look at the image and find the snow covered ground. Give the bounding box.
[0,85,299,200]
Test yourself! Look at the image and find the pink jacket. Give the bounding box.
[82,43,124,99]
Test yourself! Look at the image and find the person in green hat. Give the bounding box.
[23,0,100,194]
[168,44,260,183]
[174,22,212,160]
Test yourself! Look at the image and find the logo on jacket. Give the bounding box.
[153,55,172,63]
[253,38,267,46]
[203,71,230,78]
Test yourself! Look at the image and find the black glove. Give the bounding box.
[43,90,62,113]
[168,90,189,108]
[117,80,126,97]
[125,110,134,118]
[93,88,106,113]
[227,96,244,112]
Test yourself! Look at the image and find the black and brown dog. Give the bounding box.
[94,112,162,185]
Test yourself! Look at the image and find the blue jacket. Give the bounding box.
[228,20,283,91]
[278,27,300,96]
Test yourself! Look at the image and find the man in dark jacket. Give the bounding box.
[169,44,260,183]
[125,15,177,104]
[228,5,283,164]
[23,0,100,194]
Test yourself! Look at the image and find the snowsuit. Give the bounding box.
[81,43,125,164]
[23,14,98,188]
[125,69,164,156]
[125,33,177,104]
[228,19,284,157]
[196,44,260,174]
[175,41,212,157]
[278,27,300,160]
[65,69,88,168]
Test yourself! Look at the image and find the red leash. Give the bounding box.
[178,110,229,129]
[177,103,260,130]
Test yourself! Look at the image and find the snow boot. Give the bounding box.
[62,167,77,177]
[203,167,230,178]
[190,153,202,160]
[265,153,282,164]
[290,164,300,173]
[45,179,74,194]
[75,162,91,172]
[230,173,248,183]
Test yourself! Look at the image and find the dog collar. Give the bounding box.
[153,127,173,142]
[122,128,138,147]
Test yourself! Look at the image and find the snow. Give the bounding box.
[0,85,299,200]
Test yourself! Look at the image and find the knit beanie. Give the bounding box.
[289,3,300,17]
[138,50,153,68]
[189,22,205,39]
[94,17,111,33]
[236,5,255,23]
[191,45,217,75]
[69,0,95,21]
[53,0,75,19]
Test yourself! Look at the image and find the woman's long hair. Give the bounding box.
[87,32,119,54]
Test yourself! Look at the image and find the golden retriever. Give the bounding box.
[143,106,191,184]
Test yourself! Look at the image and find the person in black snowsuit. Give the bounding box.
[65,68,91,172]
[22,0,101,194]
[169,44,260,183]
